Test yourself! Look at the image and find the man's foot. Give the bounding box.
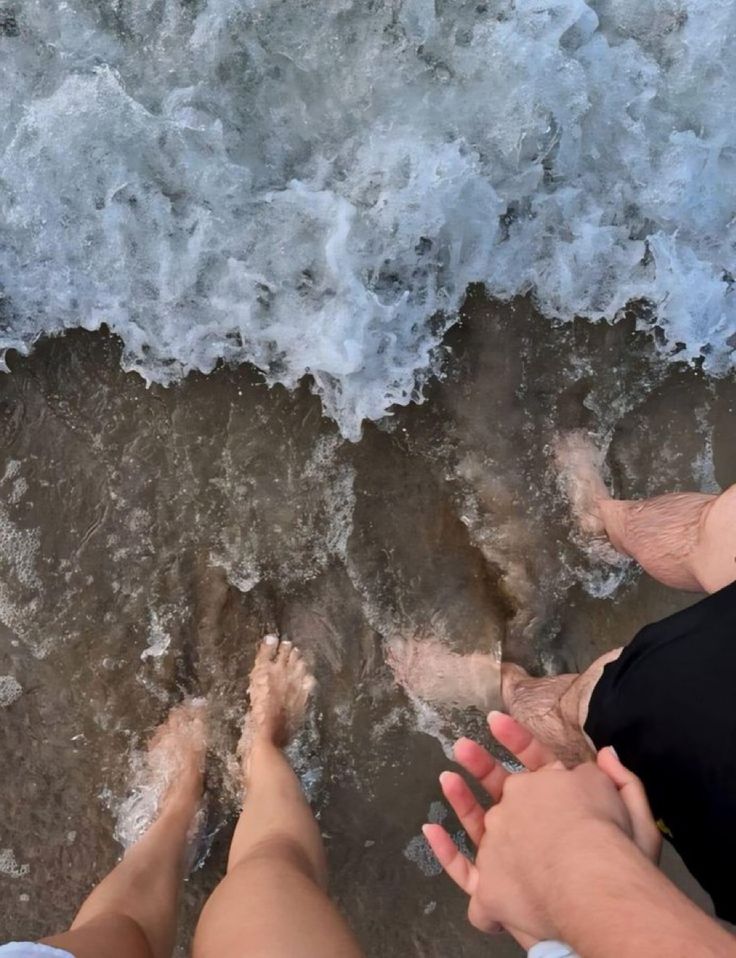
[553,431,611,537]
[241,634,316,759]
[387,636,503,712]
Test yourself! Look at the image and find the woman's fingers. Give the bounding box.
[597,746,662,862]
[422,824,479,895]
[488,711,558,770]
[453,736,509,802]
[439,771,487,846]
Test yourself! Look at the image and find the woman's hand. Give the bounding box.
[423,711,662,948]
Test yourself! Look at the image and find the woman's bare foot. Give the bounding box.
[387,636,503,712]
[149,699,208,815]
[241,634,316,762]
[116,698,207,849]
[554,431,611,537]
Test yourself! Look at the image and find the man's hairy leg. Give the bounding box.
[383,632,619,765]
[600,494,715,592]
[502,434,736,767]
[501,649,622,764]
[556,431,736,594]
[602,484,736,594]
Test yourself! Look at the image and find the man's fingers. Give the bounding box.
[439,771,487,846]
[597,746,662,862]
[453,736,509,802]
[422,824,479,895]
[488,711,558,770]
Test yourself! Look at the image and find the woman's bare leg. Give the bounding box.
[193,635,364,958]
[555,432,736,594]
[42,700,207,958]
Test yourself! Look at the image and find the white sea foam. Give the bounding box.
[0,460,44,653]
[0,674,22,707]
[0,847,29,878]
[403,833,444,877]
[0,0,734,438]
[140,609,173,661]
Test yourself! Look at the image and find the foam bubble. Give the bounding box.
[0,461,43,652]
[0,674,22,708]
[0,847,29,879]
[403,834,444,877]
[140,610,172,662]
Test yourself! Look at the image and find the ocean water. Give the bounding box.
[1,2,736,954]
[0,303,732,956]
[1,0,735,439]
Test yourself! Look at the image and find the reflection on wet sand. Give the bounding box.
[0,294,733,956]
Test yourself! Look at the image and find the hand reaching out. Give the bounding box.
[424,711,662,949]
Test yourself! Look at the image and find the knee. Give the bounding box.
[65,913,154,958]
[708,483,736,525]
[229,835,327,890]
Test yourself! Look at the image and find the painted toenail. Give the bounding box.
[264,634,278,645]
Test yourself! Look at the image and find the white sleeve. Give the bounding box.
[527,941,580,958]
[0,947,77,958]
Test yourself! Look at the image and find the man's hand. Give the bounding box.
[467,761,640,941]
[424,712,661,946]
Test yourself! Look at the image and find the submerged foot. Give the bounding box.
[115,698,207,850]
[554,431,611,537]
[387,636,502,713]
[148,698,208,815]
[241,634,316,761]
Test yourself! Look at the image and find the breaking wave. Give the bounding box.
[1,0,734,438]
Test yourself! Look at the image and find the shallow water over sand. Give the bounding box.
[0,294,733,955]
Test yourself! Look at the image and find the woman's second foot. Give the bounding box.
[242,634,316,757]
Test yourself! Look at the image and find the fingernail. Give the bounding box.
[609,745,619,759]
[488,709,505,722]
[439,771,452,784]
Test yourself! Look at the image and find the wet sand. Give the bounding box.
[0,292,733,955]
